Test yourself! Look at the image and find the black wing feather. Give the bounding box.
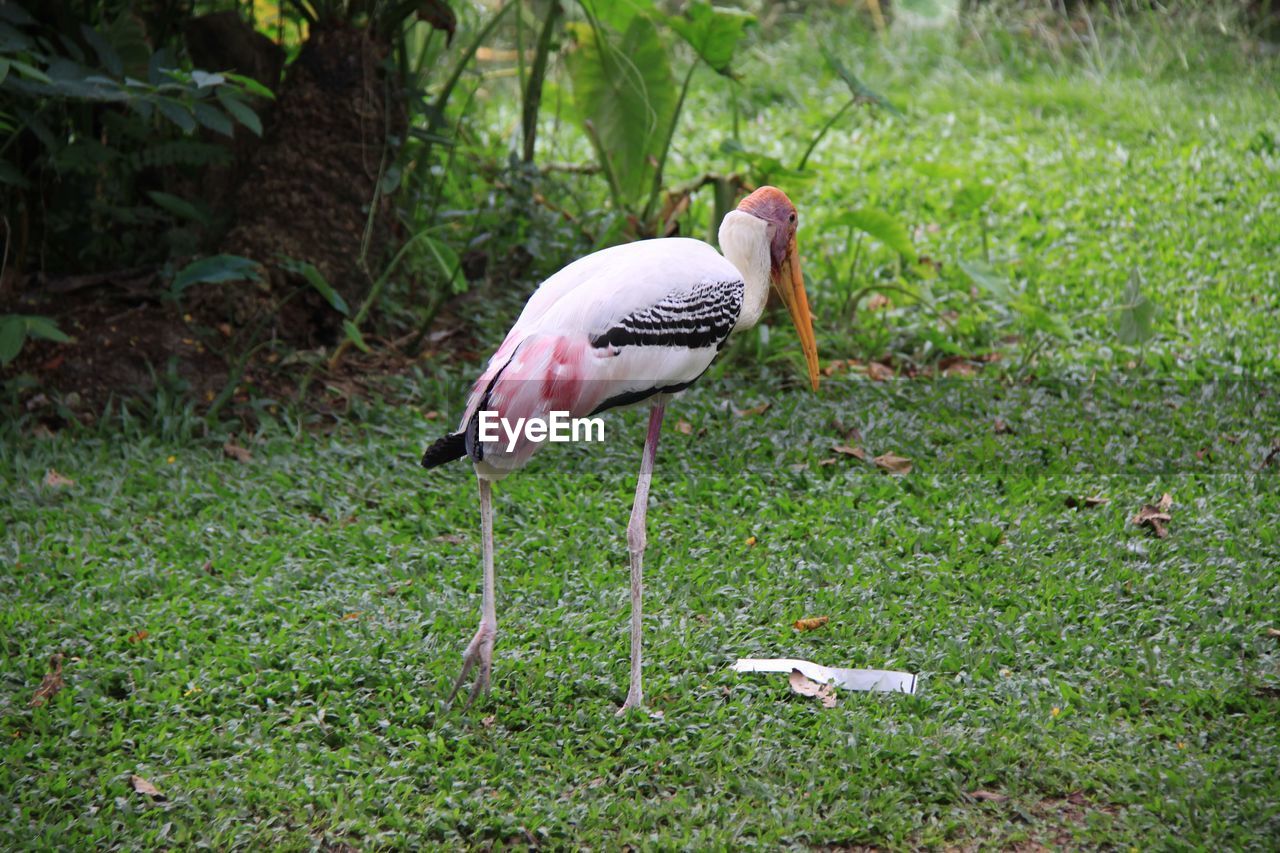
[589,279,744,351]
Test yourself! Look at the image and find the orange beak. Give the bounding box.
[773,237,820,391]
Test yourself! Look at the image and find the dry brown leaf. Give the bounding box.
[481,714,496,728]
[1262,443,1280,470]
[832,444,867,461]
[993,418,1014,435]
[43,469,75,488]
[792,616,829,632]
[941,360,976,378]
[866,293,893,312]
[818,457,838,467]
[130,774,165,800]
[787,462,809,473]
[866,362,893,382]
[423,410,440,421]
[222,440,252,463]
[733,402,771,418]
[788,669,823,697]
[29,654,64,708]
[675,420,693,435]
[745,536,757,547]
[969,789,1008,803]
[341,612,362,621]
[787,669,837,707]
[1265,627,1280,639]
[127,629,149,644]
[873,453,913,475]
[1065,495,1109,510]
[1132,494,1174,538]
[434,533,465,545]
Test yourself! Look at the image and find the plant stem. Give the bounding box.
[522,1,562,164]
[642,60,699,226]
[796,97,854,172]
[432,0,515,122]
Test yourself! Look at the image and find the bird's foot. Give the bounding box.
[444,621,495,712]
[615,688,644,716]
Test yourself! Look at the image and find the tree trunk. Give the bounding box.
[192,25,404,347]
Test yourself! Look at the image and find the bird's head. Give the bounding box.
[738,186,819,391]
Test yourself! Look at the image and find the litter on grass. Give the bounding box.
[732,658,918,695]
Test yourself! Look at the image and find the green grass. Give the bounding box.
[3,379,1278,847]
[4,9,1280,850]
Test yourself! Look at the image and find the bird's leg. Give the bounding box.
[618,402,665,714]
[445,476,497,711]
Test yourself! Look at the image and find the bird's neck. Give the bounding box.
[718,210,772,333]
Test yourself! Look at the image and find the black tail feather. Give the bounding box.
[421,432,467,469]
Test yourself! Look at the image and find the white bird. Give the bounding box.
[422,186,819,712]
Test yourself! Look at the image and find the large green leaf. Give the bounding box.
[952,182,996,217]
[0,314,26,365]
[580,0,657,34]
[829,208,916,261]
[192,101,233,137]
[958,259,1012,302]
[302,263,349,315]
[216,89,262,136]
[155,98,195,134]
[564,16,675,208]
[224,72,275,100]
[343,320,371,354]
[171,254,261,294]
[668,1,755,76]
[24,315,71,343]
[422,236,468,294]
[147,191,210,225]
[822,47,901,117]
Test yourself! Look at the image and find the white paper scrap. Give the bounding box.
[732,658,917,695]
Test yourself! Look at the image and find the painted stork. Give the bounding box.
[421,186,819,712]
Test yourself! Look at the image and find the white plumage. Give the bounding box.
[422,187,818,712]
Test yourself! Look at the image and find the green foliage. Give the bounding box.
[667,1,756,76]
[342,318,371,352]
[560,1,759,235]
[2,378,1278,846]
[0,4,269,274]
[829,208,917,261]
[564,15,677,210]
[0,314,71,366]
[1115,269,1157,346]
[958,258,1012,302]
[169,254,262,296]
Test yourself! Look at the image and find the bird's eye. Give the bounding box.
[788,212,796,224]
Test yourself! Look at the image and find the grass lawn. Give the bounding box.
[3,10,1280,849]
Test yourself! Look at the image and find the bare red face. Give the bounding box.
[737,186,799,276]
[735,186,818,391]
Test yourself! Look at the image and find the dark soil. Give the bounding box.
[0,266,484,431]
